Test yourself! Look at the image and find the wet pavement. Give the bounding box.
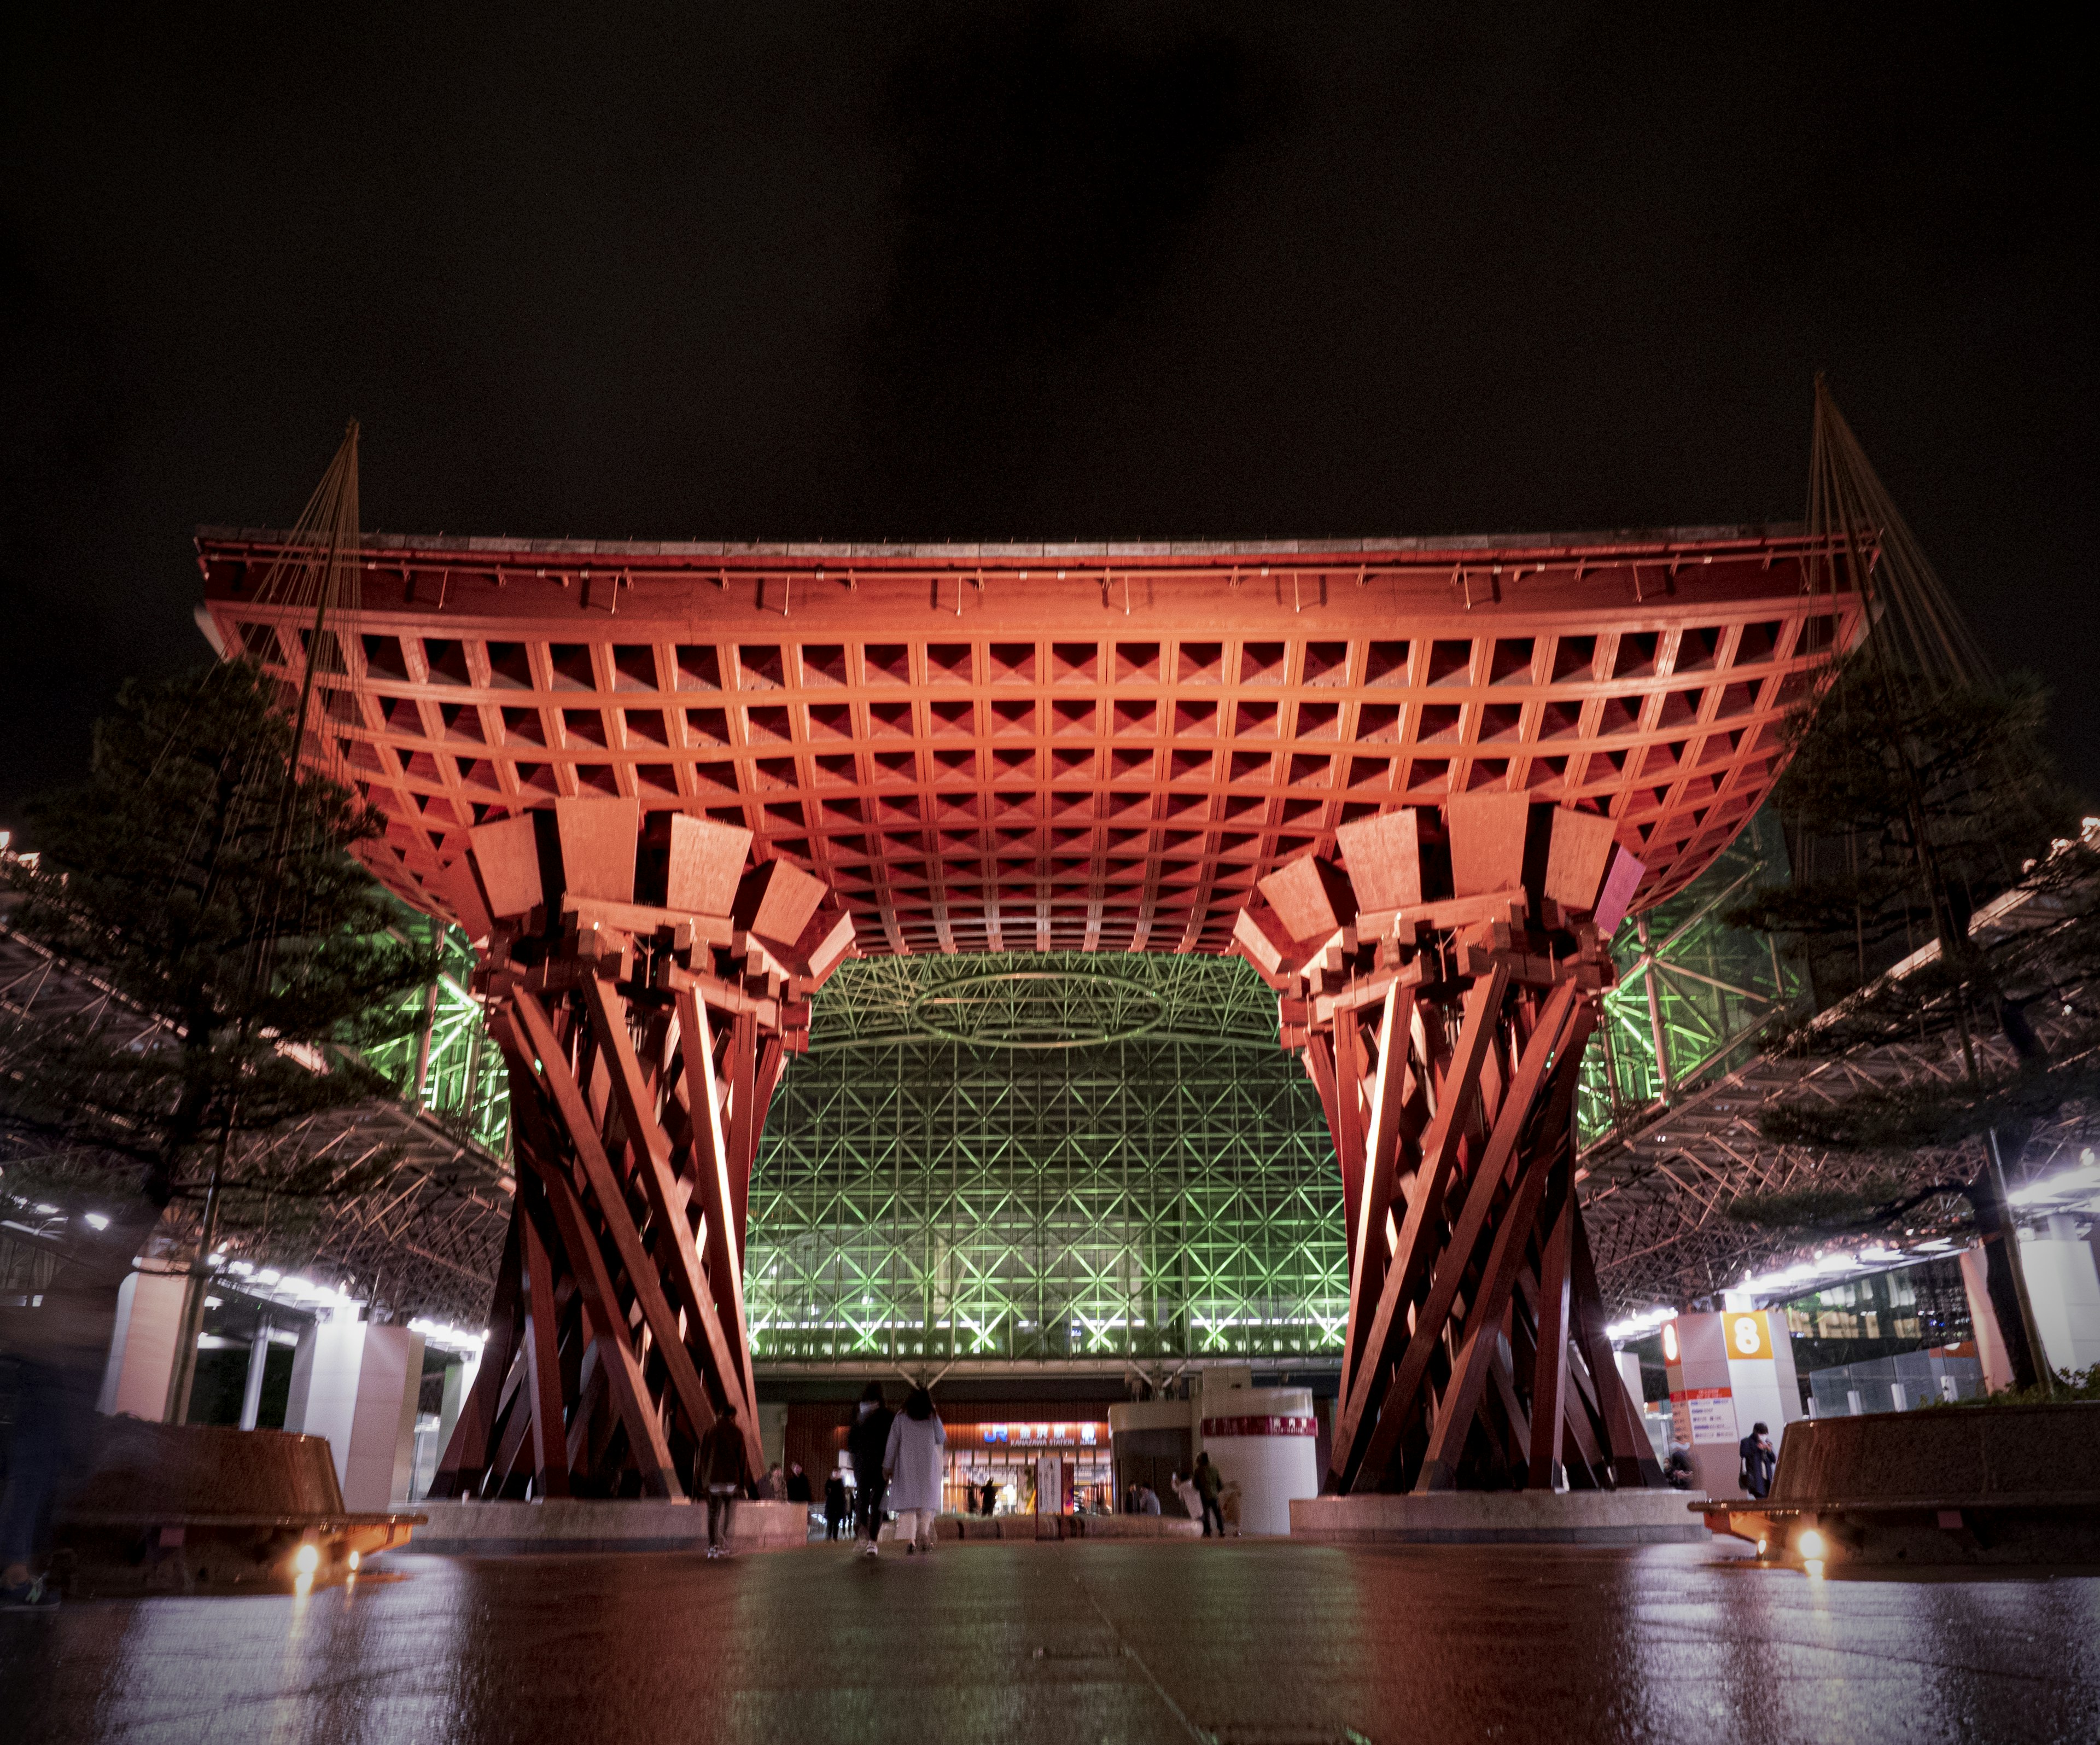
[5,1539,2098,1744]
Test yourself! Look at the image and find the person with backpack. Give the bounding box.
[845,1382,895,1558]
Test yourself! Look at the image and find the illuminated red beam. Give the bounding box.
[196,525,1859,956]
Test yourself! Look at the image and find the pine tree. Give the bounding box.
[0,660,438,1240]
[1718,381,2097,1393]
[1722,653,2097,1391]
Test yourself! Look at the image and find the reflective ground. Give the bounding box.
[6,1540,2098,1744]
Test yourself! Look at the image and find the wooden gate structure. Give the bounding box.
[195,446,1863,1499]
[1236,798,1662,1492]
[415,801,853,1496]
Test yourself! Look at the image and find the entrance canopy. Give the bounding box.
[194,527,1858,955]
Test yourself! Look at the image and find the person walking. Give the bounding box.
[696,1402,746,1558]
[846,1382,895,1558]
[823,1471,849,1540]
[979,1476,998,1517]
[786,1461,813,1504]
[882,1386,947,1556]
[1193,1452,1226,1538]
[2,1185,165,1610]
[1739,1422,1777,1499]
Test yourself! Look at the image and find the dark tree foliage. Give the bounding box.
[1722,655,2098,1386]
[1729,664,2076,1002]
[0,661,438,1232]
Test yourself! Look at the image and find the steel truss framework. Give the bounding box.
[1578,822,2100,1311]
[1576,807,1801,1142]
[746,953,1341,1367]
[0,905,513,1328]
[360,903,512,1158]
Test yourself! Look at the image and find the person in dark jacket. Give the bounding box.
[979,1476,998,1517]
[696,1402,746,1558]
[785,1462,813,1504]
[2,1185,165,1609]
[1193,1452,1226,1538]
[1739,1422,1777,1499]
[824,1472,849,1540]
[1664,1444,1696,1490]
[845,1383,895,1558]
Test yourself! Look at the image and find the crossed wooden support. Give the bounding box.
[1235,793,1662,1496]
[428,798,853,1499]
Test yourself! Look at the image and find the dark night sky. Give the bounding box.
[4,4,2095,824]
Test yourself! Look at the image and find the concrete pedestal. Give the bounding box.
[1291,1490,1710,1544]
[284,1322,425,1509]
[404,1498,808,1556]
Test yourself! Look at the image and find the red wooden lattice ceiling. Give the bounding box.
[195,528,1860,956]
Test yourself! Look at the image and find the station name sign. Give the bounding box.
[953,1422,1104,1448]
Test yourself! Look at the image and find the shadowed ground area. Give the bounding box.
[5,1540,2098,1743]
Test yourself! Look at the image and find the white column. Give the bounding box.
[96,1269,191,1420]
[237,1318,273,1430]
[283,1319,426,1508]
[2019,1231,2100,1375]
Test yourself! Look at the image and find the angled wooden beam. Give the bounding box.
[1341,988,1413,1403]
[676,987,762,1448]
[496,1007,687,1498]
[510,990,722,1455]
[582,975,761,1474]
[1302,1033,1356,1271]
[1415,997,1592,1491]
[1570,1203,1661,1486]
[726,1011,758,1250]
[429,1208,522,1498]
[1331,953,1512,1487]
[518,1177,573,1498]
[1349,975,1580,1492]
[1526,1183,1577,1492]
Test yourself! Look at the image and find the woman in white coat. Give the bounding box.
[882,1386,947,1556]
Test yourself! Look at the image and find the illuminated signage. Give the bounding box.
[1724,1312,1774,1360]
[964,1421,1106,1448]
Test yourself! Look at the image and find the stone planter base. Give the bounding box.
[56,1420,421,1597]
[1701,1403,2100,1569]
[1291,1490,1710,1545]
[936,1512,1203,1541]
[402,1498,808,1557]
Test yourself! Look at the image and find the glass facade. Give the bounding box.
[744,953,1344,1365]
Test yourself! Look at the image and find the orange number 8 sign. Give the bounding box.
[1725,1312,1773,1360]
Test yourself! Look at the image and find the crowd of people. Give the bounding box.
[694,1383,1262,1557]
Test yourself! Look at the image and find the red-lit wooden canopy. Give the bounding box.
[194,528,1859,955]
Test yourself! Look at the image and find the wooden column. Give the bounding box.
[1235,797,1656,1497]
[428,801,852,1500]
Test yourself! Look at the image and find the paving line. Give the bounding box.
[1066,1569,1210,1743]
